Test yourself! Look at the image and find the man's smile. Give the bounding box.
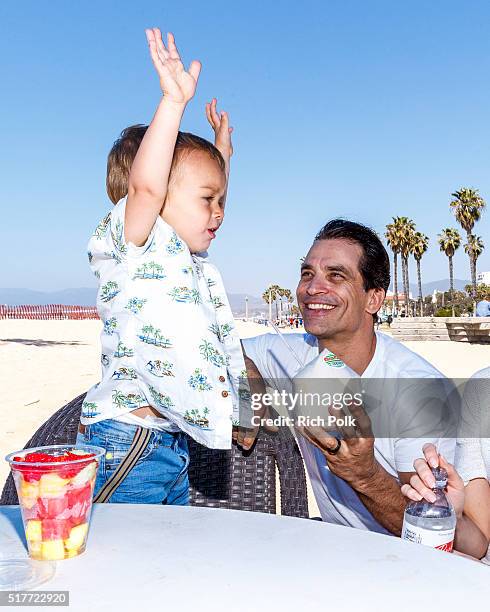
[305,303,337,311]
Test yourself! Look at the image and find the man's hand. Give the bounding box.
[146,28,201,105]
[206,98,233,165]
[296,403,378,487]
[297,402,412,534]
[400,443,465,519]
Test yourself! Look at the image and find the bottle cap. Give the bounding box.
[431,466,448,488]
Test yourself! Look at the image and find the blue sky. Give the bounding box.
[2,0,490,297]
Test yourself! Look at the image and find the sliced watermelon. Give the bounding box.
[38,495,69,520]
[41,518,72,540]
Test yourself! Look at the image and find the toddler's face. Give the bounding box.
[161,151,226,253]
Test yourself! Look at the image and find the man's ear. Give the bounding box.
[365,288,385,316]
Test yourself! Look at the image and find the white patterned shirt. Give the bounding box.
[82,198,246,449]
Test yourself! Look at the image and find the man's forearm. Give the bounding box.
[352,462,406,535]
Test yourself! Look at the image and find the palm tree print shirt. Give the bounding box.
[82,198,247,449]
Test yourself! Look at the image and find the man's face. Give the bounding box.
[161,150,226,253]
[296,238,379,340]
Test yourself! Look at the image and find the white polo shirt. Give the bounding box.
[242,331,456,534]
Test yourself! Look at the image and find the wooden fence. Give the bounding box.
[0,305,99,320]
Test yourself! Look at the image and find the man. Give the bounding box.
[476,291,490,317]
[242,219,455,536]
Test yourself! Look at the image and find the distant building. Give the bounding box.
[432,289,442,304]
[383,290,414,315]
[384,289,413,302]
[477,271,490,286]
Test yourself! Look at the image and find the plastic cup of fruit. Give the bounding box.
[5,444,105,561]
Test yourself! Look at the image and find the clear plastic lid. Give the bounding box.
[0,554,56,591]
[5,444,105,468]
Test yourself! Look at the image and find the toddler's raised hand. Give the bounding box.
[206,98,233,162]
[145,28,201,105]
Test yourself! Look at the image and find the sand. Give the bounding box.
[0,320,293,497]
[1,319,489,514]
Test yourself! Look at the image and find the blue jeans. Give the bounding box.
[75,419,190,505]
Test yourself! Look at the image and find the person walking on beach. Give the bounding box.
[76,28,248,504]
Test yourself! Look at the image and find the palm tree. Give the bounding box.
[140,324,154,342]
[112,390,127,410]
[412,232,429,316]
[385,219,403,315]
[262,284,281,320]
[464,235,485,292]
[438,228,461,315]
[282,288,294,317]
[450,187,486,297]
[276,287,293,320]
[276,287,285,320]
[395,218,416,315]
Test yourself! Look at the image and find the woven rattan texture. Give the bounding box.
[1,393,308,518]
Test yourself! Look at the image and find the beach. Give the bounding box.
[1,319,489,513]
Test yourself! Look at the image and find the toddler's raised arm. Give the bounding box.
[125,29,201,246]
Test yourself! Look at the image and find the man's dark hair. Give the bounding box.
[314,219,390,294]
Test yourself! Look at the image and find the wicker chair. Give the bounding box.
[1,393,309,518]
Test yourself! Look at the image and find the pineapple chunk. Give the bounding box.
[39,473,69,498]
[19,481,39,509]
[64,523,89,550]
[25,520,42,542]
[70,463,96,487]
[28,540,42,557]
[41,539,65,560]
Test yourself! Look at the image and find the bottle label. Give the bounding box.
[401,521,455,552]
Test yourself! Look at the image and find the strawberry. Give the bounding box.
[24,452,67,463]
[16,465,45,482]
[13,450,97,481]
[67,451,96,461]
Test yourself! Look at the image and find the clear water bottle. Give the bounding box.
[401,466,456,552]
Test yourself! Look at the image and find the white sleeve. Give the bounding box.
[109,198,159,258]
[394,437,456,473]
[391,377,457,473]
[455,375,489,483]
[241,334,276,382]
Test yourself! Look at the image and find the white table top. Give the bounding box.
[1,504,489,611]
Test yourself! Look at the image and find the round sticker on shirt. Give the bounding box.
[323,353,345,368]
